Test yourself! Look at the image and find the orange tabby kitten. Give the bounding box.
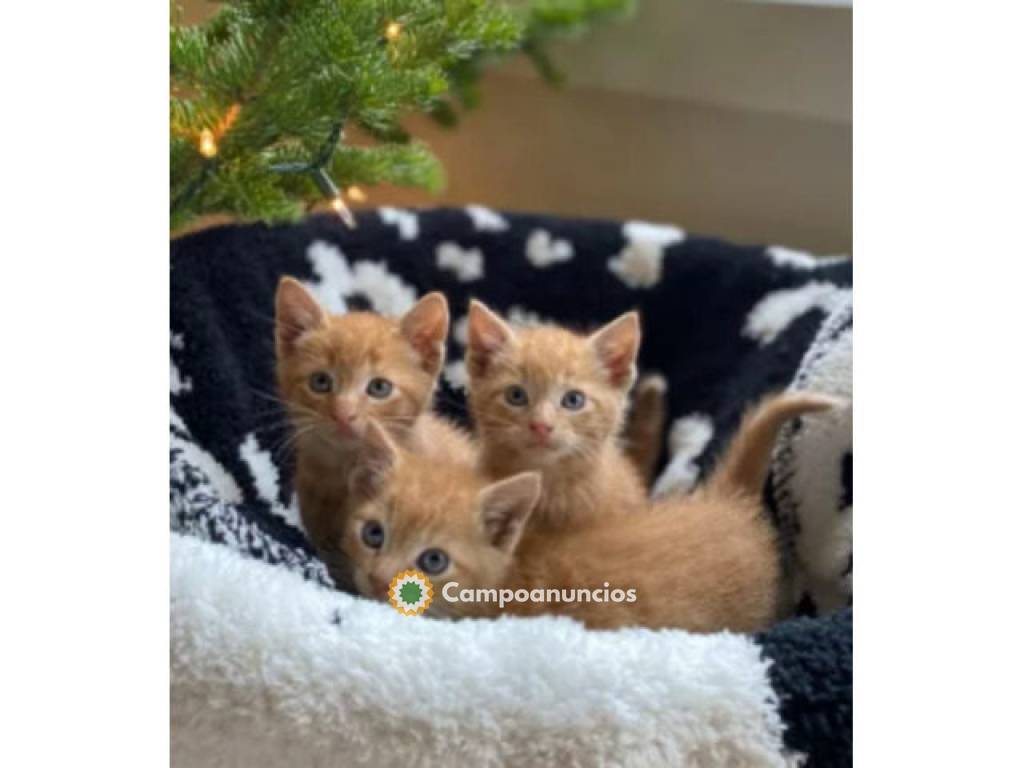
[465,300,647,530]
[274,277,473,584]
[342,392,839,632]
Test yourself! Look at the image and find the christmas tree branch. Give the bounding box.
[170,0,633,231]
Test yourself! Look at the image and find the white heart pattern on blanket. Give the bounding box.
[608,220,686,289]
[743,281,851,347]
[436,242,484,282]
[652,413,715,497]
[525,229,574,268]
[305,240,418,316]
[465,205,509,232]
[378,206,420,240]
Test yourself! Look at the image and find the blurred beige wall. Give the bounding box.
[179,0,851,253]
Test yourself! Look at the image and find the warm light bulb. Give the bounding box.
[198,129,217,158]
[221,104,241,133]
[385,21,402,41]
[346,186,367,203]
[331,195,356,228]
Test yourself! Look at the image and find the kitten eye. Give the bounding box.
[561,389,587,411]
[308,371,334,394]
[416,547,449,575]
[366,377,394,399]
[361,520,386,549]
[504,385,529,407]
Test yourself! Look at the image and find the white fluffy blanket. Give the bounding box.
[171,533,797,767]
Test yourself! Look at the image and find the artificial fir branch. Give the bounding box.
[170,0,633,231]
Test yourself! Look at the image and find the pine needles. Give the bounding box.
[170,0,633,231]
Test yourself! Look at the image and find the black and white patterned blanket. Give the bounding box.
[170,207,852,767]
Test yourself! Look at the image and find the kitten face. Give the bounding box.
[341,423,540,610]
[466,301,640,464]
[275,278,448,447]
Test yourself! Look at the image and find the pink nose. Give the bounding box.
[529,421,553,437]
[334,401,356,425]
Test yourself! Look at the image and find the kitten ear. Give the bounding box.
[467,300,515,377]
[400,292,449,375]
[478,472,541,553]
[350,420,399,499]
[588,311,641,390]
[275,277,325,352]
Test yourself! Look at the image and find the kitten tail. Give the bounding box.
[623,373,668,487]
[708,391,845,497]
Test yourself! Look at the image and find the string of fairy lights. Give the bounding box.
[189,20,407,227]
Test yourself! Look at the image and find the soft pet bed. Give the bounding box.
[170,207,852,767]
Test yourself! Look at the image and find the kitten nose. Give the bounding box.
[333,398,356,425]
[529,421,553,438]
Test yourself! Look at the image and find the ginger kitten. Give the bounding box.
[274,277,473,586]
[339,423,531,604]
[342,392,839,632]
[466,300,647,530]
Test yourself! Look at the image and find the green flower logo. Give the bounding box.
[388,569,434,616]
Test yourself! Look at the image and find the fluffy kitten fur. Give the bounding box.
[466,300,647,530]
[342,392,839,632]
[623,373,668,487]
[274,277,473,584]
